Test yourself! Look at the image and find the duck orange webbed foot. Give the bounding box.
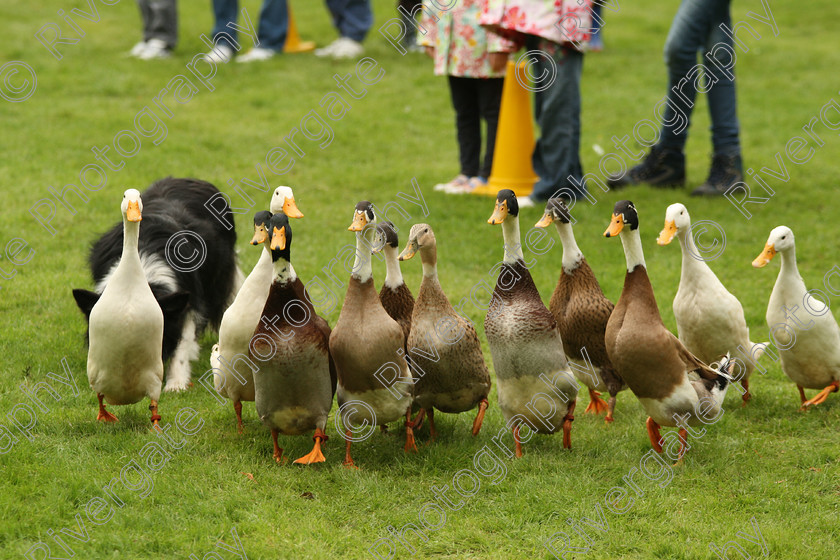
[149,400,161,428]
[646,417,663,453]
[404,408,419,453]
[584,390,609,415]
[234,400,244,434]
[96,394,118,423]
[271,429,288,464]
[740,380,751,407]
[513,425,523,458]
[294,429,328,465]
[801,381,839,410]
[562,399,576,449]
[471,399,489,436]
[343,430,359,469]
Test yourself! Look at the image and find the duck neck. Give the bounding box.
[272,256,296,285]
[620,228,646,272]
[121,219,142,269]
[383,245,404,289]
[778,246,799,285]
[555,222,583,273]
[420,243,438,279]
[352,228,374,283]
[502,215,524,264]
[676,226,708,276]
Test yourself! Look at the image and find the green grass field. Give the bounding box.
[2,0,839,558]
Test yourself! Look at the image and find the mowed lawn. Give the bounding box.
[2,0,840,558]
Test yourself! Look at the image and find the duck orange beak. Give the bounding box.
[348,212,367,232]
[270,226,287,251]
[657,220,677,245]
[488,201,508,225]
[398,242,418,261]
[535,213,553,228]
[604,214,624,237]
[752,243,776,268]
[251,225,268,245]
[283,197,304,219]
[126,200,142,222]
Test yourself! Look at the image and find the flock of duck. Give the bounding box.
[78,186,840,467]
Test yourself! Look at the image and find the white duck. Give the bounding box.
[213,187,303,432]
[753,226,840,408]
[87,189,164,425]
[657,203,766,405]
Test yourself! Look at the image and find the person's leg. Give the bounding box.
[449,76,482,179]
[607,0,714,189]
[212,0,240,47]
[333,0,373,42]
[704,0,739,157]
[146,0,178,49]
[691,0,742,195]
[529,40,584,202]
[477,77,505,180]
[659,0,717,153]
[137,0,152,42]
[256,0,288,51]
[398,0,420,48]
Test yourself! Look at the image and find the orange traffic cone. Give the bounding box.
[283,3,315,53]
[471,60,539,197]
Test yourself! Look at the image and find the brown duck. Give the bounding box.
[604,200,733,463]
[535,197,626,423]
[398,223,491,440]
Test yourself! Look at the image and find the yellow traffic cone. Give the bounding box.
[471,60,539,197]
[283,3,315,53]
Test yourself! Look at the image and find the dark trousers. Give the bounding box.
[448,76,504,179]
[138,0,178,48]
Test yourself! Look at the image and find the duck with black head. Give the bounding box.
[604,200,733,464]
[329,201,414,467]
[535,197,627,424]
[249,213,335,464]
[485,189,578,455]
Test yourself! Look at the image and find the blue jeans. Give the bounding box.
[324,0,373,42]
[529,40,584,201]
[211,0,288,52]
[659,0,740,156]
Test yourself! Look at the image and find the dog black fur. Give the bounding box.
[73,177,240,391]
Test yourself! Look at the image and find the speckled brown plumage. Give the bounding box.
[549,258,625,398]
[379,282,414,343]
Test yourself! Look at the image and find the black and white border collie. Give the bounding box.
[73,177,241,391]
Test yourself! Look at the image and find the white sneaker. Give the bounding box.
[329,37,364,59]
[128,41,147,57]
[314,38,342,57]
[236,47,276,63]
[315,37,364,59]
[202,44,233,64]
[517,196,536,208]
[138,39,171,60]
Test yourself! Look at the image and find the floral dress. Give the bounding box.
[480,0,593,50]
[418,0,510,78]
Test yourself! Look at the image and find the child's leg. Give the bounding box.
[477,77,505,180]
[448,76,481,178]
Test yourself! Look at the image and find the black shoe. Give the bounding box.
[607,146,685,189]
[691,154,743,196]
